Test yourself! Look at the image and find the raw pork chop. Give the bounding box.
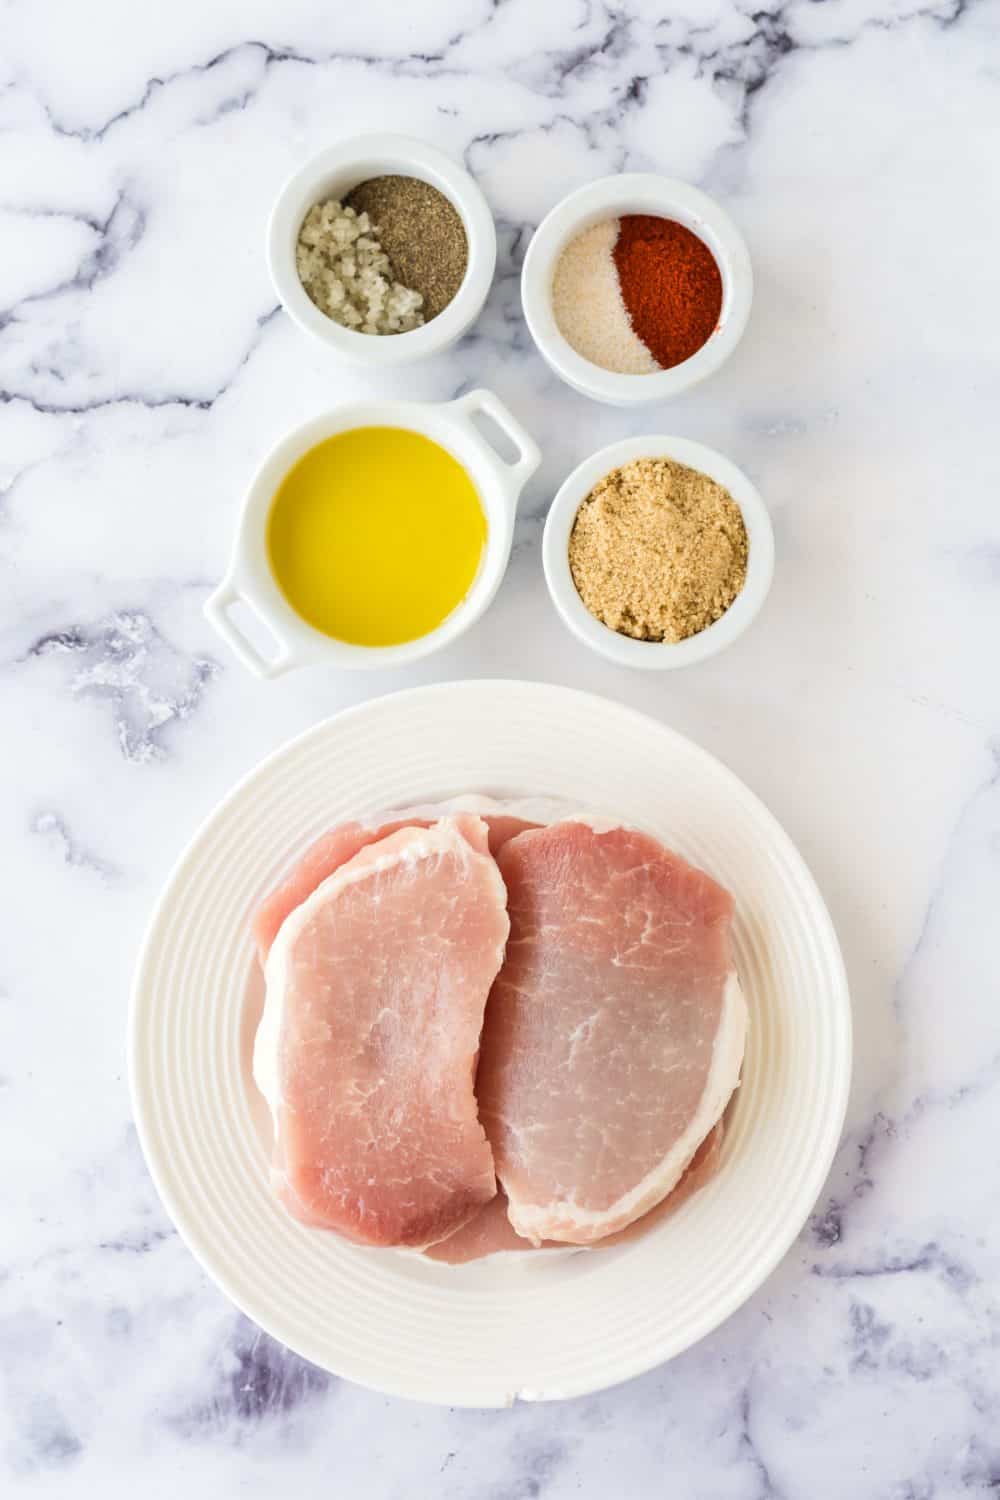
[253,818,419,962]
[423,1122,725,1264]
[253,796,544,964]
[476,821,747,1245]
[254,815,509,1248]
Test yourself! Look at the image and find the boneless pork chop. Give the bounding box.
[424,1121,725,1264]
[253,817,422,963]
[252,797,544,965]
[476,821,746,1245]
[254,815,509,1248]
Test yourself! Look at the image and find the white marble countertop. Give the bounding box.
[4,0,999,1493]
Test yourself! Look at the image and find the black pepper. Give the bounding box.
[344,175,469,320]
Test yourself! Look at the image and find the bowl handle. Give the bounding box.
[204,580,295,679]
[450,389,541,493]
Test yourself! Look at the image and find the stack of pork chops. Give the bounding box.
[252,797,747,1263]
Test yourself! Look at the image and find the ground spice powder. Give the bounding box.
[552,220,659,374]
[345,175,468,320]
[568,457,748,643]
[613,217,723,369]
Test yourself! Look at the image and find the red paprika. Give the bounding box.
[612,216,723,369]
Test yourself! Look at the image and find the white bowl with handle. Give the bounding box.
[205,390,540,677]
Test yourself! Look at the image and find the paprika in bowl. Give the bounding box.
[521,175,753,407]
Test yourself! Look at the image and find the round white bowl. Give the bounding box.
[522,175,753,406]
[268,134,497,365]
[543,435,774,669]
[205,390,540,677]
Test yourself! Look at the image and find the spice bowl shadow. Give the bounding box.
[542,436,774,670]
[522,175,753,406]
[268,133,497,365]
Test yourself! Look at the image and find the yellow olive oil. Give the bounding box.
[267,427,487,647]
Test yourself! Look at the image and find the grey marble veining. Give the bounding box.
[3,0,1000,1493]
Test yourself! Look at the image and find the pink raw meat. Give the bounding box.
[254,816,509,1248]
[476,821,747,1245]
[421,1189,531,1263]
[253,803,539,964]
[424,1122,725,1264]
[253,818,423,963]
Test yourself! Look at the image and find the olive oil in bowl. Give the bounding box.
[267,427,487,647]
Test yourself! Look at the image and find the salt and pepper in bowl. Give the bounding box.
[267,133,497,366]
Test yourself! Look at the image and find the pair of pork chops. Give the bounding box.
[253,797,747,1256]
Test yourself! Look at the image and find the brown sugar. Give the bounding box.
[568,458,748,643]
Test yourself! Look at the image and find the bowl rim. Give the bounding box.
[521,174,753,406]
[267,133,497,366]
[542,434,775,669]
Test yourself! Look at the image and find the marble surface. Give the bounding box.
[3,0,1000,1492]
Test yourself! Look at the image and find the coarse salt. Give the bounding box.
[295,198,424,335]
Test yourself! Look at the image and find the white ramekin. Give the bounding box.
[521,175,753,406]
[268,134,497,365]
[543,435,774,670]
[205,390,540,677]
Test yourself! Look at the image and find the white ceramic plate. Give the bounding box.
[130,681,851,1408]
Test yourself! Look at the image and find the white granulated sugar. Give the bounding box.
[551,218,659,375]
[295,198,424,335]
